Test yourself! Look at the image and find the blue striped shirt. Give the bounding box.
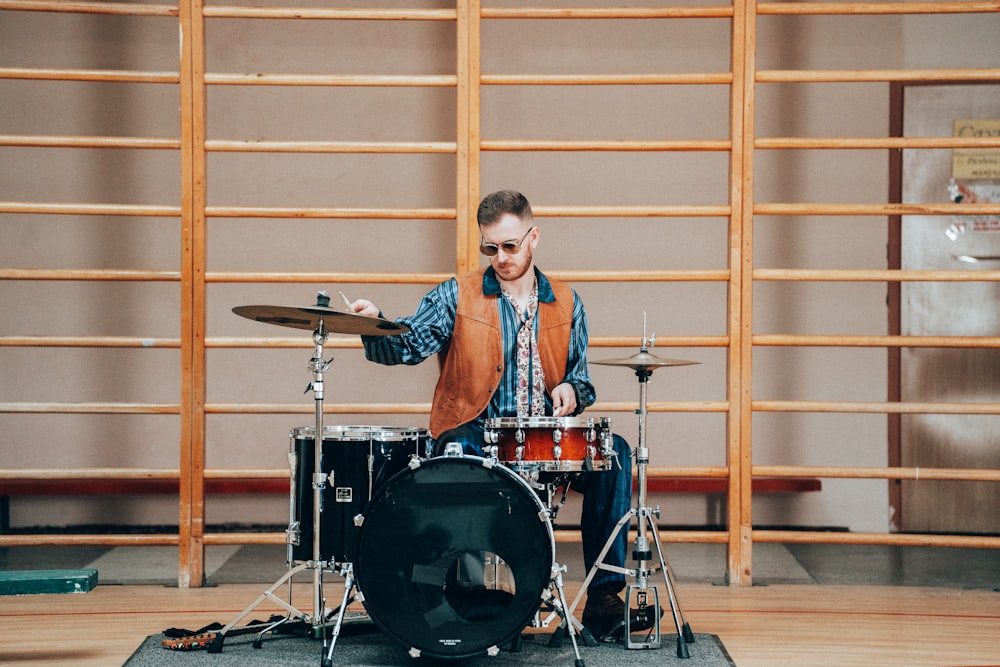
[362,267,596,423]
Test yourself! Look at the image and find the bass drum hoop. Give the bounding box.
[353,455,554,659]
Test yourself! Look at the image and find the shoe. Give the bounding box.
[582,582,663,642]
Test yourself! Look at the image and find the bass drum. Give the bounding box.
[290,425,426,564]
[354,456,554,659]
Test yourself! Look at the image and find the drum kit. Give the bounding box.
[207,292,697,664]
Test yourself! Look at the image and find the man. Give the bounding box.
[347,189,646,641]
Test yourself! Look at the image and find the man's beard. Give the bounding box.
[493,248,533,283]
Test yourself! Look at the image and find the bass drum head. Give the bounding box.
[354,456,554,659]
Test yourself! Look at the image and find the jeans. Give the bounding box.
[435,421,632,592]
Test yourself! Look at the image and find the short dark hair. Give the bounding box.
[477,190,533,228]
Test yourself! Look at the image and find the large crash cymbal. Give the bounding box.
[233,304,409,336]
[592,350,700,372]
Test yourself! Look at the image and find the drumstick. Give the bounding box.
[339,291,353,312]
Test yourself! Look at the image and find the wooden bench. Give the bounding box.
[0,474,821,532]
[639,476,822,525]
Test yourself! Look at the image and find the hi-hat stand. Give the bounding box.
[568,327,698,657]
[212,293,409,660]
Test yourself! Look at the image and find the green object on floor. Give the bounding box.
[0,569,98,595]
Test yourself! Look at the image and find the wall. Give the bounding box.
[2,3,999,540]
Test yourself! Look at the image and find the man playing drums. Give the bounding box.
[348,189,653,641]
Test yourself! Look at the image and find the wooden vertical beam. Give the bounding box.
[727,0,756,586]
[456,0,481,274]
[886,82,904,532]
[178,0,208,588]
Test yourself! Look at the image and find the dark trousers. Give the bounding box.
[435,421,632,592]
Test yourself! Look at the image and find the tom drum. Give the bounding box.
[289,424,427,564]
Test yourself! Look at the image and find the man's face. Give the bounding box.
[481,213,537,283]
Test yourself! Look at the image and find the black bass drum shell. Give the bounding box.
[353,455,554,659]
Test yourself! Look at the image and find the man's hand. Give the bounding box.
[346,298,380,318]
[550,382,578,417]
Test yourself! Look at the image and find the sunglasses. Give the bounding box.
[479,226,535,257]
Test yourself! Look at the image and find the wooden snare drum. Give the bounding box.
[483,416,614,473]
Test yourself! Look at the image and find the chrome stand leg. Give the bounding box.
[322,562,359,667]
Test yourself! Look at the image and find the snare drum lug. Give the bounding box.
[515,428,525,444]
[586,428,596,443]
[515,445,525,460]
[485,445,499,460]
[552,428,562,444]
[552,444,562,460]
[484,429,498,445]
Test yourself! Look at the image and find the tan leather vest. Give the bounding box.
[429,269,574,437]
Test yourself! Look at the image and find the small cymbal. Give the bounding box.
[592,350,699,371]
[233,304,409,336]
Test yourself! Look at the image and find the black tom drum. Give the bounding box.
[290,424,426,564]
[354,455,554,660]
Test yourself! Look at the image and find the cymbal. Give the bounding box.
[592,350,699,371]
[233,304,409,336]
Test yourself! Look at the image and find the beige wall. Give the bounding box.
[2,3,998,536]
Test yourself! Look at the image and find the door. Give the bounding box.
[899,83,1000,533]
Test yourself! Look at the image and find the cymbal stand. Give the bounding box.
[210,298,337,656]
[567,334,695,657]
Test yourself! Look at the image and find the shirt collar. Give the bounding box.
[482,266,556,303]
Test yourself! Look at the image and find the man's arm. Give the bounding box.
[561,291,596,414]
[357,279,459,366]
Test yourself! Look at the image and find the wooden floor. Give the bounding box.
[2,580,998,667]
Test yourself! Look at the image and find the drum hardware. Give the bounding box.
[321,561,359,664]
[442,441,464,457]
[211,292,408,661]
[568,322,698,656]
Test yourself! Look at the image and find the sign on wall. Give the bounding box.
[952,118,1000,180]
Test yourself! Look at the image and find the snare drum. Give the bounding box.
[483,416,614,473]
[354,455,554,659]
[289,425,427,564]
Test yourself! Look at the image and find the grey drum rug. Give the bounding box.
[124,624,735,667]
